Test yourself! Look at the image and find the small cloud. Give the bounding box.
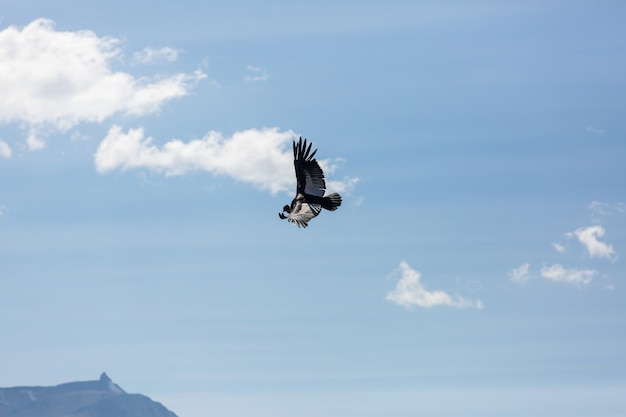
[573,225,616,260]
[320,158,361,195]
[552,243,566,253]
[0,140,12,158]
[586,126,605,134]
[326,177,359,195]
[133,47,180,64]
[386,261,483,309]
[26,129,46,151]
[540,264,596,287]
[509,263,530,283]
[244,65,269,83]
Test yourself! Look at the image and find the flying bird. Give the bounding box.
[279,137,342,228]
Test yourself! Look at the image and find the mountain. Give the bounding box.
[0,373,178,417]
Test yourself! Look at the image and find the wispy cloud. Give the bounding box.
[0,140,11,158]
[244,65,269,83]
[586,126,605,135]
[133,47,180,64]
[552,243,566,253]
[511,263,598,287]
[589,201,611,216]
[509,263,530,283]
[572,225,616,260]
[94,126,358,195]
[540,264,596,287]
[386,262,483,309]
[589,201,626,216]
[0,18,205,149]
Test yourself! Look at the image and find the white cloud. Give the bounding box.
[0,18,205,148]
[509,263,530,283]
[244,65,269,82]
[540,264,596,287]
[95,126,358,195]
[552,243,566,253]
[0,140,11,158]
[133,47,180,64]
[573,225,615,260]
[386,262,483,309]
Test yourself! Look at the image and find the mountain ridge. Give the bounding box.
[0,373,178,417]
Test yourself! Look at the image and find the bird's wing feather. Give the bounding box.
[288,202,322,228]
[294,137,326,197]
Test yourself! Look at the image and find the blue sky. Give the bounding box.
[1,1,625,416]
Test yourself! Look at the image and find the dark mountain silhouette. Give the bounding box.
[0,373,178,417]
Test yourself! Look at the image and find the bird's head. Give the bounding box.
[278,205,291,220]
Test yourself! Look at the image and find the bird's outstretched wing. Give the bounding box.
[288,202,322,228]
[293,137,326,197]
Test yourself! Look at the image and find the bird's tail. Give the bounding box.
[321,193,342,211]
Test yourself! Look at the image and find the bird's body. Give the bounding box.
[279,137,342,228]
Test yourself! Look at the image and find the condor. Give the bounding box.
[279,137,342,228]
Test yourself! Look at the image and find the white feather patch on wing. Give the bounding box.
[288,203,322,228]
